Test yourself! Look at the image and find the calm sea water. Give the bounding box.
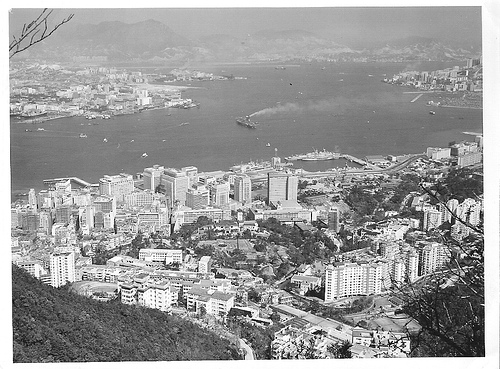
[10,61,482,194]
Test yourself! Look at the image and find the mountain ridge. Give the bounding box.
[16,19,481,63]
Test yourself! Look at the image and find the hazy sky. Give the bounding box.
[9,7,482,49]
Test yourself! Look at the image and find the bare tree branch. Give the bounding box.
[10,9,74,59]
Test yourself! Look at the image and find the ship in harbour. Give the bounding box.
[285,149,340,161]
[236,116,257,129]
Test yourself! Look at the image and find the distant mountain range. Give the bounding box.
[16,19,480,64]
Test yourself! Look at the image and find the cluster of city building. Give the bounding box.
[9,63,234,121]
[11,131,483,359]
[384,57,483,93]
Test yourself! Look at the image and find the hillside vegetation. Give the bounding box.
[12,266,241,363]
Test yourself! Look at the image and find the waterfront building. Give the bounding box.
[160,168,190,207]
[181,166,199,187]
[234,175,252,204]
[426,147,451,160]
[457,151,482,168]
[210,181,230,207]
[267,172,298,205]
[50,251,76,288]
[186,185,210,210]
[142,165,165,191]
[99,173,134,202]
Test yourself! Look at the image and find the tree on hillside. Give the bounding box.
[10,9,74,59]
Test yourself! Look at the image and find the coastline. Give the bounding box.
[440,105,483,110]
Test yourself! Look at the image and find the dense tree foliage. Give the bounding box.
[257,218,337,265]
[12,266,241,362]
[344,186,379,217]
[225,317,282,359]
[441,168,483,202]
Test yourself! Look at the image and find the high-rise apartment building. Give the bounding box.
[417,242,450,276]
[423,208,443,231]
[50,252,76,288]
[267,172,298,205]
[234,175,252,204]
[324,261,389,302]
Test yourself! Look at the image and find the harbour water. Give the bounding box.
[10,61,482,194]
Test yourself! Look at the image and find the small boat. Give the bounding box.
[25,129,32,132]
[37,128,45,131]
[103,138,108,143]
[130,139,135,142]
[179,122,190,126]
[266,143,271,147]
[79,133,87,138]
[141,152,148,158]
[429,111,436,115]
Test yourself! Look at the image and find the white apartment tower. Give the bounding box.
[324,261,389,302]
[423,208,443,231]
[50,252,76,288]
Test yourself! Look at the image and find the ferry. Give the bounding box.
[236,116,257,129]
